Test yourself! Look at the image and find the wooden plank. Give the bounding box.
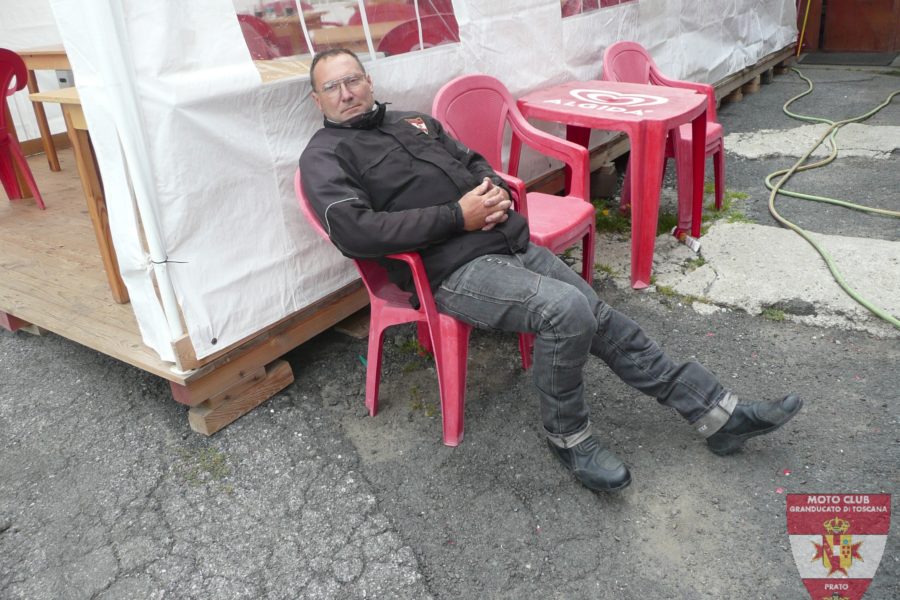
[170,365,267,407]
[714,45,796,101]
[188,360,294,436]
[741,75,761,95]
[333,307,370,339]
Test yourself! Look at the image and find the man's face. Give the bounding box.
[311,54,375,123]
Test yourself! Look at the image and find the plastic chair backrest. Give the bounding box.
[376,14,459,56]
[1,48,27,111]
[430,74,515,173]
[348,3,418,25]
[601,41,656,85]
[602,40,717,120]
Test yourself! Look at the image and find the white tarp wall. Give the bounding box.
[35,0,795,363]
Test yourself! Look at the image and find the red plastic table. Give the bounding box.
[517,80,707,289]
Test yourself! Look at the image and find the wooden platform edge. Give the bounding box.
[0,311,44,336]
[170,282,368,405]
[173,280,366,373]
[187,359,294,436]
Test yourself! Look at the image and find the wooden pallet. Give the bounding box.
[1,148,368,434]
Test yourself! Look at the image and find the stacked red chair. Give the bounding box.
[602,41,725,234]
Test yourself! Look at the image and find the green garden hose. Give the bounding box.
[764,67,900,330]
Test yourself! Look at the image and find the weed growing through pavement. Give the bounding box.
[593,182,750,237]
[399,337,432,373]
[595,263,619,278]
[685,256,706,271]
[409,385,438,417]
[175,446,233,493]
[762,308,786,321]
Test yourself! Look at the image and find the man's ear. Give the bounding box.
[311,91,323,112]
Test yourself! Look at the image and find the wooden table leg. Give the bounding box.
[627,122,667,289]
[62,107,130,304]
[25,70,61,172]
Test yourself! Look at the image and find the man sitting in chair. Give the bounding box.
[299,49,802,492]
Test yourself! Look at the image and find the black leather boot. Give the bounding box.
[706,393,803,456]
[547,435,632,491]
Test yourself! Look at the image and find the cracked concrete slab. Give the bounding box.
[598,222,900,338]
[724,122,900,160]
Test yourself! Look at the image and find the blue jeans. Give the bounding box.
[434,244,731,447]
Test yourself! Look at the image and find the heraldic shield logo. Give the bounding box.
[787,494,891,600]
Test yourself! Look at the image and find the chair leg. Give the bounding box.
[674,143,695,233]
[518,333,534,371]
[365,321,387,416]
[713,146,725,210]
[432,315,471,447]
[620,160,631,212]
[0,146,23,200]
[580,225,595,285]
[9,141,46,209]
[416,320,432,354]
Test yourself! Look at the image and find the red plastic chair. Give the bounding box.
[418,0,455,15]
[432,75,596,285]
[348,3,418,25]
[295,169,530,446]
[376,14,459,56]
[237,14,291,59]
[1,49,45,210]
[602,41,724,233]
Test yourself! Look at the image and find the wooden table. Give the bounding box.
[518,80,707,289]
[28,86,129,304]
[17,45,70,173]
[309,20,405,52]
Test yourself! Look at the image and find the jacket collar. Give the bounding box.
[323,101,387,130]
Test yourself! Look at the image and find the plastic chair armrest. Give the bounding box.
[651,74,718,119]
[386,251,443,346]
[507,111,590,199]
[495,171,529,220]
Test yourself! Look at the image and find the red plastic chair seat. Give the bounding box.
[1,48,45,209]
[523,192,597,255]
[602,41,725,231]
[295,169,529,447]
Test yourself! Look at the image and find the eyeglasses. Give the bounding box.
[318,74,366,97]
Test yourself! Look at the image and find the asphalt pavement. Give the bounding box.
[1,62,898,599]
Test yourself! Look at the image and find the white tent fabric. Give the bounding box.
[40,0,796,362]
